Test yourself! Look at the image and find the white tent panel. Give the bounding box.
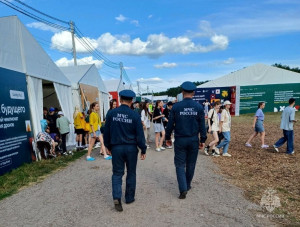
[198,63,300,88]
[60,64,109,117]
[0,16,71,86]
[54,83,76,146]
[104,79,125,92]
[72,89,82,111]
[27,76,43,137]
[103,93,110,119]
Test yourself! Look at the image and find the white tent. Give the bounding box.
[104,79,125,93]
[198,63,300,88]
[60,64,110,121]
[197,63,300,115]
[124,83,134,91]
[0,16,75,146]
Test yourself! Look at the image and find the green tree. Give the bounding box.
[273,63,300,73]
[150,80,209,97]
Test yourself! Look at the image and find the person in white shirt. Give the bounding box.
[141,102,151,148]
[204,101,221,156]
[216,100,232,157]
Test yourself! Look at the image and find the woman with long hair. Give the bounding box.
[245,102,269,148]
[109,99,117,111]
[87,102,112,161]
[141,102,151,147]
[204,101,221,156]
[152,100,166,152]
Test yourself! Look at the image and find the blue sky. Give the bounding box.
[1,0,300,93]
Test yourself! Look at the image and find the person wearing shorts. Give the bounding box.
[152,100,166,152]
[245,102,269,149]
[87,102,112,161]
[73,106,85,149]
[204,101,221,156]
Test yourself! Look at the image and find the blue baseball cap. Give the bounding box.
[49,107,55,112]
[181,81,196,92]
[119,90,136,100]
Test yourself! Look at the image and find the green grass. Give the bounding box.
[0,150,87,201]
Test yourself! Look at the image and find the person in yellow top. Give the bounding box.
[87,102,112,161]
[73,106,85,149]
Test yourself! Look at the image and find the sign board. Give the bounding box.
[193,86,237,115]
[0,67,32,175]
[240,84,300,114]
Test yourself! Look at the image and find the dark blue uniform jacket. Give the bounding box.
[104,104,147,154]
[166,98,207,143]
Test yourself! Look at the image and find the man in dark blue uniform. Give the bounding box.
[104,90,147,212]
[166,81,207,199]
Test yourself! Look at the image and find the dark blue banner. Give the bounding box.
[193,86,237,115]
[0,67,33,175]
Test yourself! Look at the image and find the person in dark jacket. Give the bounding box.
[104,90,147,212]
[166,81,207,199]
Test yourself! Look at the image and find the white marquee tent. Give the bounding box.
[0,16,75,146]
[60,64,110,121]
[197,63,300,115]
[104,79,126,93]
[197,63,300,88]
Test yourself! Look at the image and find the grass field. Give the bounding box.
[210,112,300,225]
[0,150,87,201]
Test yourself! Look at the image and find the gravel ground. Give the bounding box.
[0,144,276,227]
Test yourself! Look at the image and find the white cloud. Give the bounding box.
[124,66,136,70]
[214,9,300,39]
[55,56,104,68]
[148,15,153,19]
[27,22,59,33]
[137,77,163,84]
[154,62,177,68]
[223,58,235,65]
[130,20,139,27]
[51,31,229,57]
[51,31,98,53]
[95,32,228,57]
[115,14,127,22]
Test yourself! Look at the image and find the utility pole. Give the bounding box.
[70,21,77,66]
[137,81,140,95]
[119,62,123,80]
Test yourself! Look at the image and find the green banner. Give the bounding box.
[240,83,300,114]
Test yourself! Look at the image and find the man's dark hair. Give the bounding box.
[289,98,296,105]
[120,97,133,103]
[43,107,48,111]
[167,101,173,106]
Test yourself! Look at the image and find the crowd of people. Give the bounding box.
[36,95,297,160]
[203,97,298,157]
[35,83,297,212]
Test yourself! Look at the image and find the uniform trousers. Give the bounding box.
[112,145,138,203]
[174,136,199,193]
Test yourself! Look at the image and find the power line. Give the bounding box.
[0,0,132,84]
[12,0,69,24]
[0,0,69,31]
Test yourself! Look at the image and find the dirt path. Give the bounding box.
[0,145,275,227]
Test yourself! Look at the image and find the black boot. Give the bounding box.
[114,199,123,212]
[179,191,187,199]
